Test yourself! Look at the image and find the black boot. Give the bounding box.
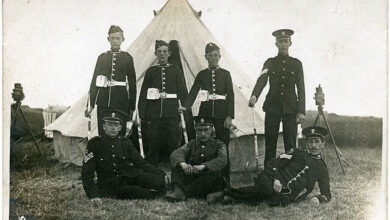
[163,184,187,202]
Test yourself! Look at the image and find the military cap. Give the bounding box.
[302,126,328,140]
[101,108,127,123]
[108,25,124,35]
[155,40,170,51]
[193,115,215,127]
[205,42,220,54]
[272,29,294,39]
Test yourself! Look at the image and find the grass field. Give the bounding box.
[9,139,384,220]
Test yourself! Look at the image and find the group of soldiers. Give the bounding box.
[81,25,331,207]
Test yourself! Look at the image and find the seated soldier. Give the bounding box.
[208,126,331,206]
[81,109,167,204]
[163,115,228,202]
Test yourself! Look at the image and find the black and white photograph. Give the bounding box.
[4,0,386,219]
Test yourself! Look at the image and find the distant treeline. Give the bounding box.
[302,111,382,148]
[11,105,67,141]
[10,107,382,148]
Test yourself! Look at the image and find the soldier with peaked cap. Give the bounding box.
[85,25,137,137]
[208,126,331,206]
[163,115,228,202]
[248,29,305,164]
[81,109,168,204]
[138,40,188,166]
[179,42,234,182]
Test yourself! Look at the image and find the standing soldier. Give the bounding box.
[248,29,305,165]
[179,42,234,182]
[138,40,188,166]
[85,25,137,136]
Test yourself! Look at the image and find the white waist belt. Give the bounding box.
[147,92,177,100]
[107,80,127,87]
[160,93,177,99]
[205,94,226,101]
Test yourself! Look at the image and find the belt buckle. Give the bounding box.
[107,80,114,87]
[160,92,166,99]
[212,94,217,100]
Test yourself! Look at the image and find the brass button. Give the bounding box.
[201,145,205,149]
[162,68,165,70]
[112,154,115,157]
[283,68,285,71]
[112,145,114,148]
[283,60,285,63]
[281,92,284,95]
[201,154,204,157]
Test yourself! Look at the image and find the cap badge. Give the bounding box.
[282,31,285,35]
[311,129,315,133]
[201,118,205,123]
[209,43,212,46]
[112,113,116,117]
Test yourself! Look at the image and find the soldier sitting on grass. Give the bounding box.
[163,116,228,202]
[208,126,331,206]
[81,109,168,204]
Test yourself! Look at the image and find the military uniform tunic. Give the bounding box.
[251,54,305,163]
[138,63,188,166]
[184,67,235,120]
[138,63,187,119]
[170,138,228,197]
[225,149,331,205]
[81,135,166,199]
[88,50,137,135]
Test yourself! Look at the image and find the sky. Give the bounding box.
[3,0,387,117]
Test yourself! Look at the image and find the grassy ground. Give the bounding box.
[9,140,383,220]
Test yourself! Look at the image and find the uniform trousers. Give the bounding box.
[115,172,166,199]
[224,171,290,206]
[264,113,297,164]
[214,119,230,183]
[146,117,181,166]
[224,172,273,203]
[171,168,226,198]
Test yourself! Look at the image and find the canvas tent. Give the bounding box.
[46,0,284,171]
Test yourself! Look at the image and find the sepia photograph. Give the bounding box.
[3,0,386,219]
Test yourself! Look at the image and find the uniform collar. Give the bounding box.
[310,154,321,159]
[156,63,171,67]
[208,66,220,71]
[277,53,289,58]
[102,134,120,141]
[109,49,122,54]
